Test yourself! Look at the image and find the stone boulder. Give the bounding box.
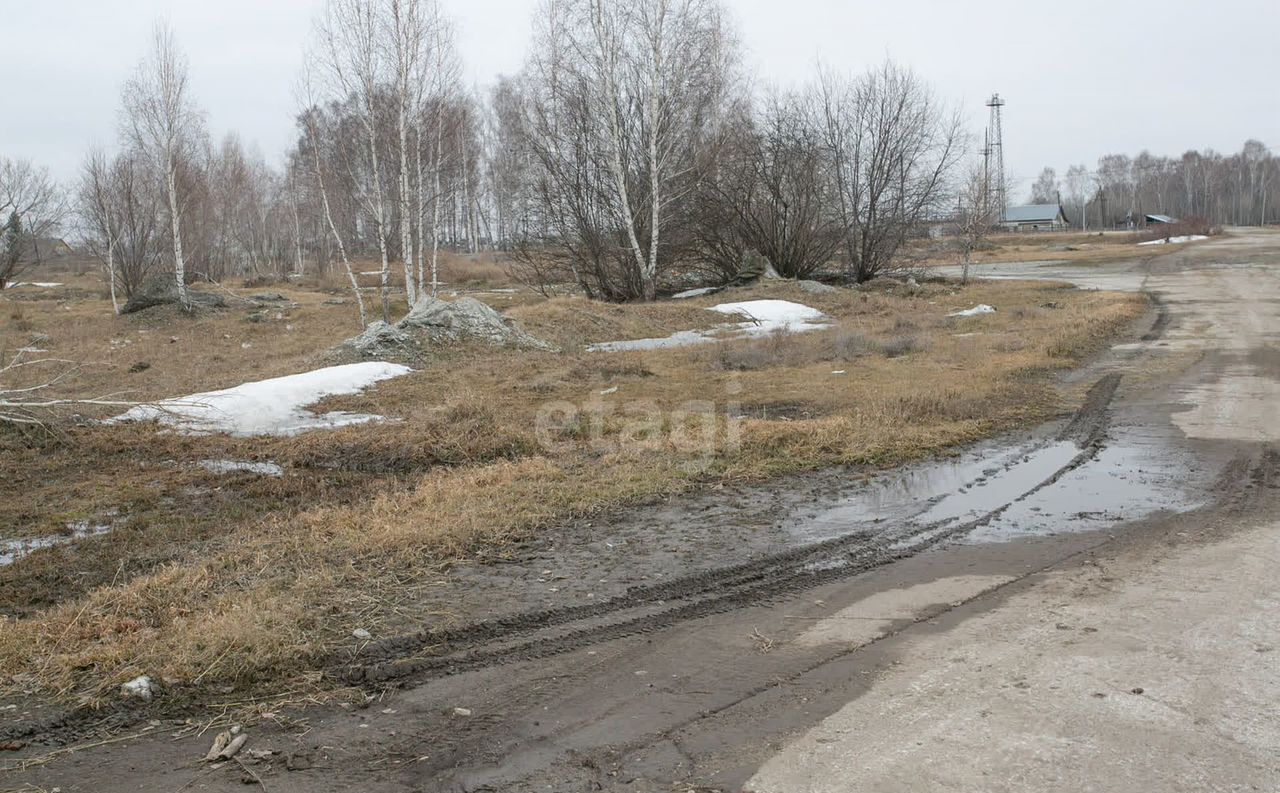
[796,280,838,294]
[728,250,782,286]
[343,320,414,357]
[121,277,226,314]
[397,296,554,350]
[336,296,554,359]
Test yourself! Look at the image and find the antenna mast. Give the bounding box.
[985,93,1006,220]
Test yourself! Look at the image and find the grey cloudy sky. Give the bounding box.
[5,0,1277,197]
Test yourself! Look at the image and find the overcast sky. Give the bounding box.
[4,0,1277,198]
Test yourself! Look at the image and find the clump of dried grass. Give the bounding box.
[0,272,1146,703]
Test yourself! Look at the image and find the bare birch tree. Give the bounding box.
[420,15,460,298]
[314,0,395,322]
[77,150,165,302]
[121,21,203,308]
[954,162,994,284]
[517,0,734,301]
[386,0,432,305]
[298,64,369,327]
[79,150,122,313]
[0,157,67,290]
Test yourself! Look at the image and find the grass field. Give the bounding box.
[0,255,1145,706]
[911,230,1160,267]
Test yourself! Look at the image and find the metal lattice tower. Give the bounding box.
[985,93,1006,220]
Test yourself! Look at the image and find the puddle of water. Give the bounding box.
[785,429,1198,548]
[918,442,1079,526]
[966,439,1200,543]
[787,441,1076,544]
[1,521,113,567]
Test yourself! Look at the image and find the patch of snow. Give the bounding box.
[359,270,383,275]
[121,676,154,700]
[1137,235,1209,246]
[109,362,412,437]
[948,304,997,318]
[4,282,64,289]
[589,299,831,353]
[711,299,829,334]
[671,286,719,299]
[198,459,284,477]
[1,521,113,567]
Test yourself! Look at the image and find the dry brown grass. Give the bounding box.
[0,267,1144,704]
[911,230,1173,268]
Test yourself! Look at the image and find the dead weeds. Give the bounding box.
[0,264,1144,705]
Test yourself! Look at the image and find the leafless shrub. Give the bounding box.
[880,335,926,358]
[829,328,875,359]
[710,329,796,371]
[813,61,964,283]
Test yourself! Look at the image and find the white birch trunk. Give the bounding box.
[397,71,416,305]
[430,107,444,297]
[306,113,367,328]
[165,157,189,308]
[415,124,426,297]
[106,228,120,315]
[643,7,664,301]
[591,3,648,294]
[365,119,392,323]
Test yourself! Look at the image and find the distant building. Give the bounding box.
[1145,214,1179,225]
[34,237,74,257]
[1000,204,1069,232]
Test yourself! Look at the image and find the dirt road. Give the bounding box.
[6,229,1279,792]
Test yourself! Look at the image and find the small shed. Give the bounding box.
[1000,204,1069,231]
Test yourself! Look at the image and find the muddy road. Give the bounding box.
[6,229,1280,792]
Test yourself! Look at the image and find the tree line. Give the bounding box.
[5,0,1274,319]
[63,0,968,317]
[1030,140,1277,229]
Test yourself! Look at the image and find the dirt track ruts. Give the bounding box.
[0,374,1125,747]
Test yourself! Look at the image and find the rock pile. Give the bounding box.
[339,295,554,358]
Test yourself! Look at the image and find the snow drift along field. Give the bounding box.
[110,362,412,436]
[588,299,830,352]
[1138,235,1209,246]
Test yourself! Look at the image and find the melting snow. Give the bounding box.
[1137,235,1209,246]
[4,282,64,289]
[671,286,720,299]
[121,675,154,700]
[1,521,113,567]
[198,459,285,477]
[588,299,830,352]
[949,304,997,317]
[110,362,412,437]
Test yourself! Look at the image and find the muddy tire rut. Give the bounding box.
[337,374,1125,685]
[0,373,1134,746]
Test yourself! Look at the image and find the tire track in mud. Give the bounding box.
[341,374,1125,686]
[0,374,1130,746]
